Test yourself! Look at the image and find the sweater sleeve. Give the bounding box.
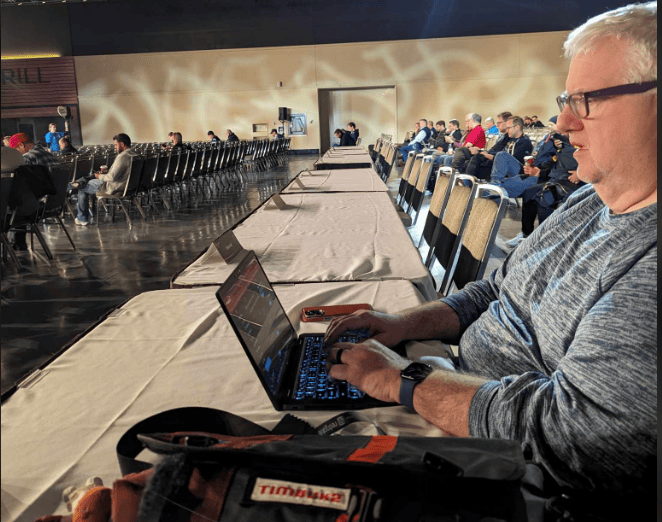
[468,249,657,492]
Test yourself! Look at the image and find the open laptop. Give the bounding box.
[215,251,399,411]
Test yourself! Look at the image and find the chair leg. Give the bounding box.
[31,225,53,260]
[118,199,132,228]
[133,197,147,221]
[1,233,23,269]
[56,216,76,250]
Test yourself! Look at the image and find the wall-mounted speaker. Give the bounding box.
[278,107,290,121]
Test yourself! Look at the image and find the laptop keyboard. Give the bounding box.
[294,331,368,401]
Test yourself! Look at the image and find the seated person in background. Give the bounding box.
[487,116,533,194]
[434,113,485,169]
[399,119,430,163]
[1,133,25,174]
[523,116,533,128]
[347,122,359,143]
[72,133,137,226]
[11,132,61,171]
[334,128,356,147]
[171,132,187,150]
[270,128,284,139]
[530,115,546,128]
[208,131,221,143]
[8,132,61,250]
[58,136,78,155]
[161,132,174,149]
[427,119,438,139]
[483,117,499,135]
[225,129,239,142]
[323,5,657,507]
[506,134,585,247]
[44,122,68,152]
[463,111,512,179]
[425,119,464,191]
[402,121,420,145]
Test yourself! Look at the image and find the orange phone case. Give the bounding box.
[300,303,373,322]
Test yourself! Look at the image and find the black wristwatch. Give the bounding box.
[399,362,433,411]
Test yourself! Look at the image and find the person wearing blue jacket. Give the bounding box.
[44,122,68,152]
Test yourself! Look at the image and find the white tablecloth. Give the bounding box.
[314,153,373,170]
[1,281,448,521]
[171,192,436,299]
[324,147,369,156]
[282,169,388,193]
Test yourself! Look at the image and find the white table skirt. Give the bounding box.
[171,192,436,300]
[282,169,388,193]
[1,281,448,521]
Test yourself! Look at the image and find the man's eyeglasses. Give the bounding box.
[557,80,657,119]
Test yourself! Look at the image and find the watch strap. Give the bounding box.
[399,377,418,411]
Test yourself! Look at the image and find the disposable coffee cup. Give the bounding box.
[100,165,108,173]
[524,156,534,165]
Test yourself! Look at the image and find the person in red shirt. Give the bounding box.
[448,114,487,171]
[433,113,486,170]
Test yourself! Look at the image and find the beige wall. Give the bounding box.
[74,31,570,147]
[325,87,396,153]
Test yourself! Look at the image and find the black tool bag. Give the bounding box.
[114,407,572,522]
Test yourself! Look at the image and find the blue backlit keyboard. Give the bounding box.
[293,330,368,401]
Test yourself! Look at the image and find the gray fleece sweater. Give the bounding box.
[442,185,657,493]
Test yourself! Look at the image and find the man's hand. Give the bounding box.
[523,165,541,177]
[469,147,480,155]
[326,339,407,403]
[94,172,100,179]
[480,151,493,160]
[445,136,454,143]
[324,310,407,349]
[568,170,580,184]
[553,139,563,149]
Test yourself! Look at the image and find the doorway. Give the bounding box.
[318,87,396,154]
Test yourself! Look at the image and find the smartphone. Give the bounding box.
[301,303,373,322]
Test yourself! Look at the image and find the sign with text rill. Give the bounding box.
[1,57,78,108]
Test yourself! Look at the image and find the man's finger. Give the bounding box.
[328,363,349,382]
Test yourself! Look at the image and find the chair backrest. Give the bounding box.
[153,153,170,186]
[41,164,75,218]
[1,173,14,230]
[484,133,499,151]
[93,154,108,172]
[420,167,458,263]
[184,150,197,180]
[432,175,477,278]
[401,151,417,182]
[74,156,94,181]
[175,149,190,181]
[448,184,507,293]
[139,154,159,191]
[122,157,146,197]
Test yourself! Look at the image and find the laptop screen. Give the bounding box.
[216,252,297,398]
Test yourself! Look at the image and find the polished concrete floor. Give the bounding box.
[1,156,523,397]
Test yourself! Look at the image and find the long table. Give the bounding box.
[282,168,388,193]
[314,150,374,170]
[171,192,436,299]
[1,281,449,521]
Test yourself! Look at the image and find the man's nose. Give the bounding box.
[557,105,583,133]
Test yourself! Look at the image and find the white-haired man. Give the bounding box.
[324,2,656,511]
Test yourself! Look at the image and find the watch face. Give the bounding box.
[401,362,433,381]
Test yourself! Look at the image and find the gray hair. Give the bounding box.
[485,117,494,123]
[564,2,657,83]
[469,113,482,124]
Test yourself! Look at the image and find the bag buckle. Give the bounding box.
[174,434,220,447]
